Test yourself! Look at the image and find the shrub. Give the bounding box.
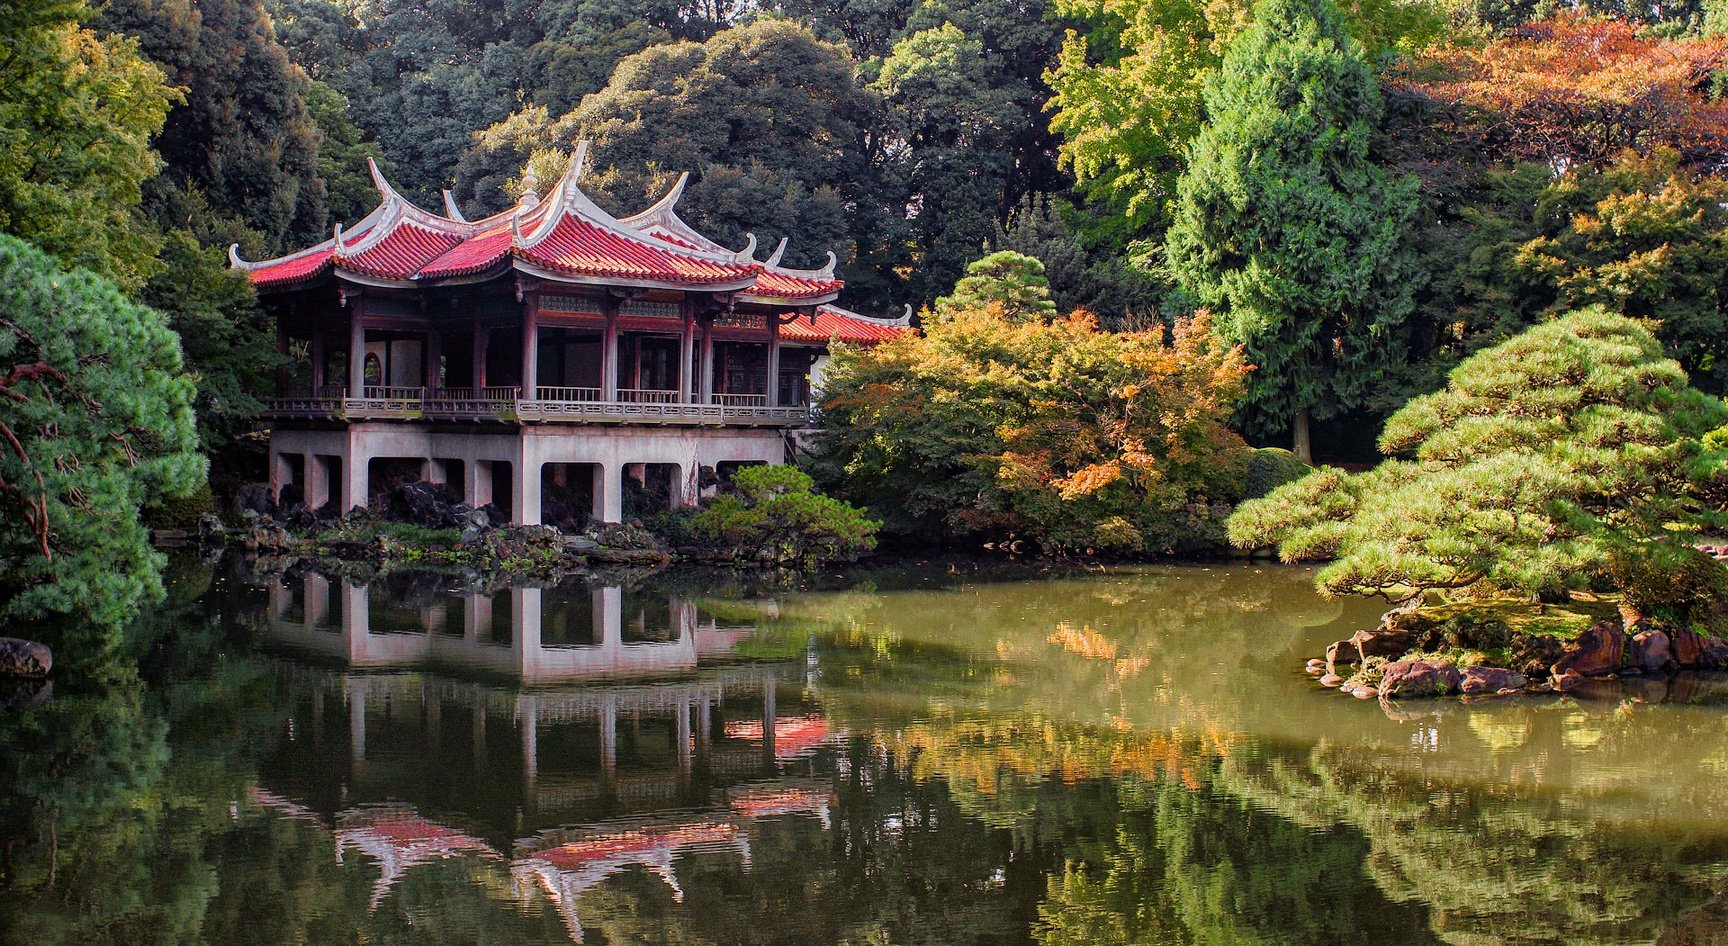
[1241,448,1311,500]
[687,466,878,569]
[1230,308,1728,627]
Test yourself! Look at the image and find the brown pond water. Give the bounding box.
[5,558,1728,945]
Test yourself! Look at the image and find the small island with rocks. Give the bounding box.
[1229,312,1728,708]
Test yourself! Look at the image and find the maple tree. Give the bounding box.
[813,279,1251,553]
[1398,15,1728,170]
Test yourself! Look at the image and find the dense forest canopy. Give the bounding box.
[6,0,1728,577]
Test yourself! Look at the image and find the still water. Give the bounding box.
[7,559,1728,945]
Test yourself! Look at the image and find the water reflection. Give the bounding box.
[10,562,1728,945]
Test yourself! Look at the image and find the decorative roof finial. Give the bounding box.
[765,236,789,268]
[519,166,541,209]
[441,189,467,223]
[733,232,758,264]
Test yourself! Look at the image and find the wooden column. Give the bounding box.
[310,327,326,392]
[424,329,442,391]
[521,293,540,399]
[679,301,696,403]
[601,299,620,402]
[471,321,489,390]
[699,316,715,404]
[766,314,781,407]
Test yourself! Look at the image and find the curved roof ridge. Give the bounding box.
[228,197,391,271]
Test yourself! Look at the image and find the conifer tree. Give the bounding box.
[1165,0,1418,462]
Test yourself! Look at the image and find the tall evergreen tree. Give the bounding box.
[99,0,327,252]
[1164,0,1418,462]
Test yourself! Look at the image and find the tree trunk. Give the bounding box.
[1293,408,1313,465]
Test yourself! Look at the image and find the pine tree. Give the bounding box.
[1165,0,1418,462]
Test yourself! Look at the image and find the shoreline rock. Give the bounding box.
[0,638,52,678]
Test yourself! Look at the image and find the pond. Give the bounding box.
[6,558,1728,945]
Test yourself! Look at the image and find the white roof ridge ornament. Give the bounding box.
[733,232,757,264]
[442,190,467,222]
[765,237,789,268]
[773,251,840,280]
[227,243,257,271]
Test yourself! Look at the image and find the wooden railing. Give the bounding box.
[263,389,808,426]
[535,386,602,402]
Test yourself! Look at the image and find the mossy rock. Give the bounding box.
[1242,447,1312,499]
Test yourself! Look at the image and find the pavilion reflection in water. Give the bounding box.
[252,573,839,942]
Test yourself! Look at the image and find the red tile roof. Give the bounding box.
[781,306,911,344]
[235,150,861,311]
[516,214,756,285]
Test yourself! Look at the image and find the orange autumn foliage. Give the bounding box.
[1398,15,1728,169]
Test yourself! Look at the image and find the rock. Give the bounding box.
[1460,666,1527,695]
[1510,633,1567,679]
[1325,639,1357,671]
[1319,673,1344,688]
[1672,628,1728,669]
[565,536,599,552]
[0,638,52,678]
[196,513,226,543]
[1348,626,1414,662]
[1630,629,1675,672]
[1551,620,1625,678]
[1304,659,1325,675]
[1379,659,1462,699]
[1552,669,1587,692]
[1351,686,1379,700]
[0,677,51,709]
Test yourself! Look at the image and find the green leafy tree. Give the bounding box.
[991,195,1165,330]
[871,23,1030,303]
[0,0,174,290]
[99,0,328,252]
[1046,0,1441,245]
[308,80,394,224]
[1437,150,1728,395]
[573,20,878,272]
[932,250,1061,323]
[1164,0,1419,462]
[1229,309,1728,624]
[0,235,203,660]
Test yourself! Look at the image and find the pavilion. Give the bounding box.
[234,143,907,524]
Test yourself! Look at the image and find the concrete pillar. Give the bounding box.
[465,460,493,509]
[514,444,541,526]
[668,464,686,509]
[762,678,776,768]
[472,322,489,391]
[349,312,366,399]
[599,697,617,786]
[522,303,539,399]
[601,314,620,401]
[271,451,296,503]
[472,700,486,764]
[521,704,538,792]
[307,455,332,510]
[513,587,542,676]
[341,440,368,513]
[349,685,367,763]
[594,463,623,524]
[675,698,692,782]
[599,585,622,650]
[422,457,448,485]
